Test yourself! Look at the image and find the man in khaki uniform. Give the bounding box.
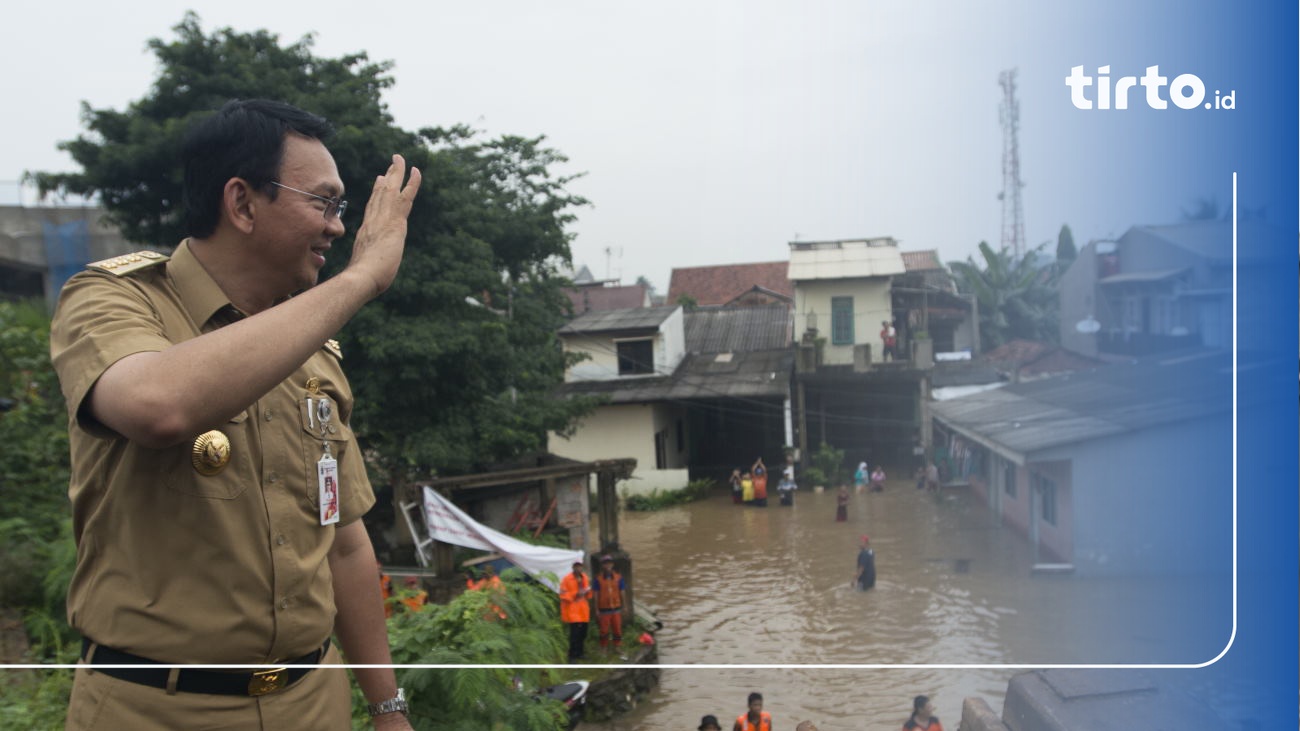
[50,100,421,730]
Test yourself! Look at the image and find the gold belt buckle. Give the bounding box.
[248,667,289,696]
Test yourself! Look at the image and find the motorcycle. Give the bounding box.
[537,680,589,730]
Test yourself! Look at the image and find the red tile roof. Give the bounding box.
[667,261,792,307]
[564,284,649,314]
[901,249,943,272]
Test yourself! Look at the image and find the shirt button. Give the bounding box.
[264,410,274,421]
[279,598,289,610]
[327,425,337,434]
[276,534,286,546]
[268,473,279,484]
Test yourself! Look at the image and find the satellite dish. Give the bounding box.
[1075,316,1101,334]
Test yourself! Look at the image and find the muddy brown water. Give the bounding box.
[581,479,1231,730]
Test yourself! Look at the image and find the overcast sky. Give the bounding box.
[0,1,1257,292]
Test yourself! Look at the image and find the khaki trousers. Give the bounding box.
[66,644,352,731]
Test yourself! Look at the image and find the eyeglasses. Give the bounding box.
[268,182,348,220]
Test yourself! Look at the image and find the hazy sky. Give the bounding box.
[0,1,1256,291]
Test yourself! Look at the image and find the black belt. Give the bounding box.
[80,637,330,696]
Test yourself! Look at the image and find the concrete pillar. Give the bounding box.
[597,469,619,552]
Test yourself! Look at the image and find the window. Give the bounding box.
[1034,473,1057,525]
[831,297,854,345]
[1003,461,1017,498]
[654,430,667,469]
[616,339,654,375]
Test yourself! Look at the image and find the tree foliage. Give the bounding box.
[1056,224,1077,270]
[0,301,79,723]
[29,14,600,485]
[951,241,1060,349]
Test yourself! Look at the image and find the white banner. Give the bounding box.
[421,487,584,592]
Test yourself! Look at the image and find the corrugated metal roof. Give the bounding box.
[559,305,678,334]
[684,305,792,353]
[557,349,794,403]
[932,350,1230,459]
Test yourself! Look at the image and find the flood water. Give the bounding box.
[582,477,1232,730]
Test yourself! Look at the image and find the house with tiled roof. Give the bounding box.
[667,260,793,308]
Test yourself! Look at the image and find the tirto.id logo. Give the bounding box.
[1066,65,1235,110]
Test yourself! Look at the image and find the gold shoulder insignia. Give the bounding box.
[87,250,169,276]
[324,339,343,360]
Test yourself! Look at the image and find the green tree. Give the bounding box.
[1056,224,1077,271]
[30,14,599,486]
[951,241,1060,349]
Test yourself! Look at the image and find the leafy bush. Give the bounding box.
[808,443,847,487]
[351,568,573,730]
[623,479,715,511]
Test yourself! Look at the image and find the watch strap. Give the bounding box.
[366,687,409,717]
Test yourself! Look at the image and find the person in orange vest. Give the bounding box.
[399,576,427,613]
[593,555,626,652]
[558,561,592,661]
[732,692,772,731]
[750,457,769,507]
[902,695,943,731]
[468,564,507,620]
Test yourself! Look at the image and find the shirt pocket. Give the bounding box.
[161,410,251,500]
[299,395,352,510]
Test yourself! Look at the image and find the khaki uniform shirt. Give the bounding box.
[50,241,375,664]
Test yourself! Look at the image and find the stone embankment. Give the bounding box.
[581,642,660,723]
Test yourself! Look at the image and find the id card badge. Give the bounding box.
[318,454,340,526]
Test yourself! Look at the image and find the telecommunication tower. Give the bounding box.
[999,68,1026,258]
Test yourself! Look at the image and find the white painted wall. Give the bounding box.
[547,402,690,494]
[657,307,686,375]
[794,278,893,365]
[561,307,686,381]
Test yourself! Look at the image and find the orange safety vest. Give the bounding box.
[595,571,623,611]
[400,590,428,613]
[736,711,772,731]
[559,572,591,623]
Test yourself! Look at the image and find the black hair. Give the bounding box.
[913,695,929,713]
[181,99,334,238]
[747,692,763,704]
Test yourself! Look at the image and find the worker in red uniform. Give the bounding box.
[594,555,626,652]
[559,561,592,661]
[902,695,944,731]
[733,692,772,731]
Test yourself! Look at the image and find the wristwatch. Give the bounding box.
[366,687,409,717]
